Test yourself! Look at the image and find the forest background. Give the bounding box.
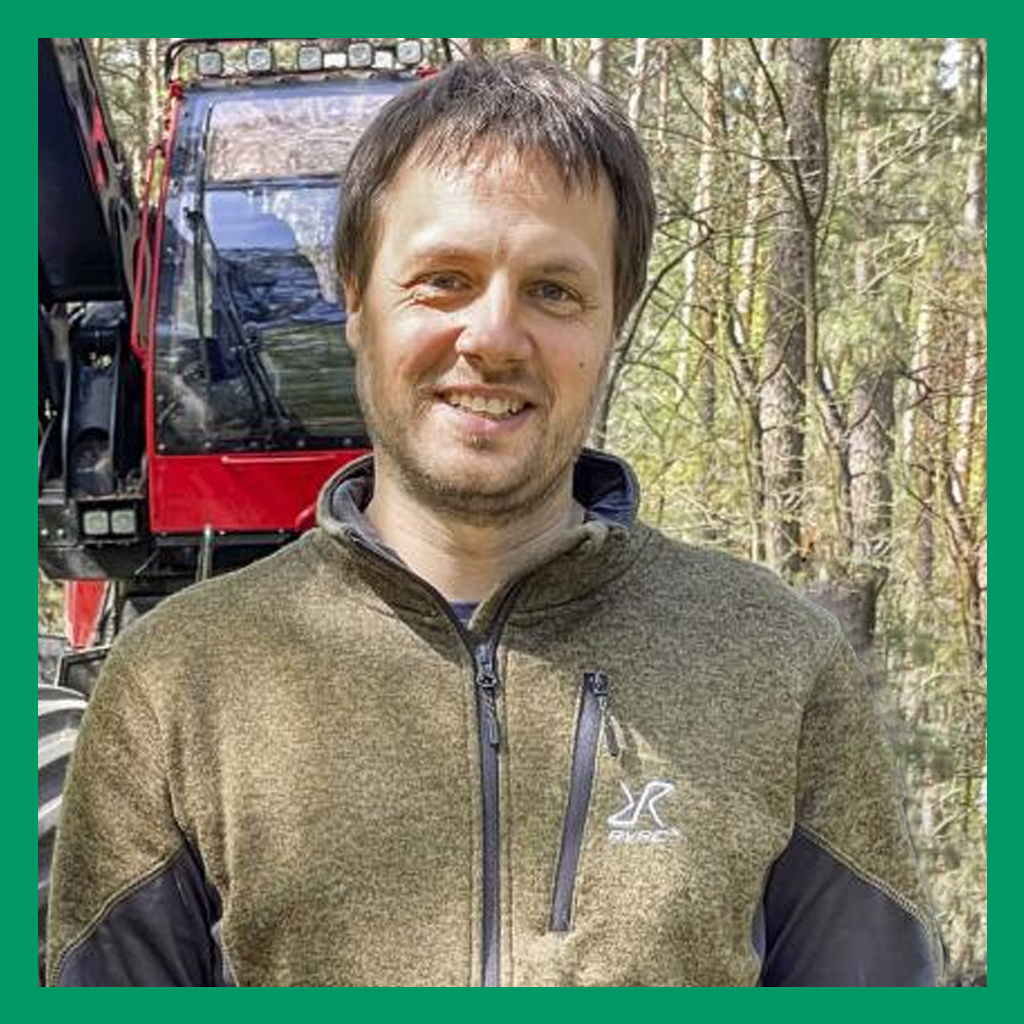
[37,37,987,985]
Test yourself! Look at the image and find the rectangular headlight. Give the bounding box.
[246,46,273,73]
[297,45,324,71]
[82,510,110,537]
[110,509,138,536]
[196,49,224,77]
[396,39,423,66]
[347,42,373,69]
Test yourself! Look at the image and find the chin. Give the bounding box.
[431,464,535,502]
[405,456,553,521]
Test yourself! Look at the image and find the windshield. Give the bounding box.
[155,82,400,453]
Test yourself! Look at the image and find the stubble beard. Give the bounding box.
[355,340,608,529]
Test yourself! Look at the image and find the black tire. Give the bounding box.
[38,682,87,984]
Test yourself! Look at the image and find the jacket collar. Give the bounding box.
[314,448,648,620]
[319,447,640,541]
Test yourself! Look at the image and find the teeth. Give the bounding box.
[445,392,524,418]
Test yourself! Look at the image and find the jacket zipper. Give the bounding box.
[343,529,520,986]
[550,670,619,934]
[472,642,501,986]
[466,589,524,986]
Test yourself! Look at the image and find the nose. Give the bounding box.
[453,277,530,366]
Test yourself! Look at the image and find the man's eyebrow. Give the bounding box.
[534,260,593,279]
[401,245,598,281]
[403,243,476,265]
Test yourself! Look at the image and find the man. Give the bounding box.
[47,55,942,986]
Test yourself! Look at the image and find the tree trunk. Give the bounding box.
[818,48,896,654]
[587,38,608,87]
[134,37,151,187]
[951,37,987,673]
[692,40,723,538]
[148,38,164,141]
[847,364,896,642]
[732,38,773,562]
[907,298,936,588]
[735,38,772,347]
[450,39,486,59]
[656,40,671,146]
[760,38,831,579]
[508,38,543,54]
[627,38,650,130]
[678,40,720,398]
[589,38,651,449]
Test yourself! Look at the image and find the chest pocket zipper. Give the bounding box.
[550,670,620,933]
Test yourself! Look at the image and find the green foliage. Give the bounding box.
[601,37,987,984]
[37,570,62,633]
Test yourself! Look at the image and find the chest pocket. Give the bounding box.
[549,670,688,934]
[545,669,792,986]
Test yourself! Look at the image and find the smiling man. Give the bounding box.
[345,153,619,600]
[48,56,942,987]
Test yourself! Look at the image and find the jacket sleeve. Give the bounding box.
[45,645,227,986]
[759,632,945,986]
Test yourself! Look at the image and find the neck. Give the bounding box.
[365,468,583,603]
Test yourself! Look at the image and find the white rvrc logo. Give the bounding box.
[607,779,681,845]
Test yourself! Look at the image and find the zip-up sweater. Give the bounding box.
[47,451,942,986]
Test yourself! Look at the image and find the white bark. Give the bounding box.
[735,39,772,345]
[587,38,608,86]
[678,38,720,384]
[626,38,649,130]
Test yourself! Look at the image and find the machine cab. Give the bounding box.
[154,78,402,457]
[142,42,423,537]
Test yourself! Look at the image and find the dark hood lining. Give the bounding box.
[322,447,639,549]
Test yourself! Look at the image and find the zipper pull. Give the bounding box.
[586,671,620,758]
[476,659,501,748]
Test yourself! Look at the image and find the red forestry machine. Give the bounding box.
[38,37,446,979]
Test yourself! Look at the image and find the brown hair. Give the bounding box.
[335,55,656,332]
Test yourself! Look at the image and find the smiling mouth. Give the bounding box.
[441,391,530,420]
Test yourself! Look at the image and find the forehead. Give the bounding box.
[376,147,616,268]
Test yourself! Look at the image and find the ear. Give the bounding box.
[342,280,364,352]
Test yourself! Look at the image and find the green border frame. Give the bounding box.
[28,26,989,994]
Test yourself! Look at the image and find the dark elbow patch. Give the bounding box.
[55,845,231,987]
[757,828,937,987]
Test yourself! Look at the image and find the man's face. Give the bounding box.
[344,152,617,523]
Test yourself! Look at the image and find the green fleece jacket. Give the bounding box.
[47,450,942,986]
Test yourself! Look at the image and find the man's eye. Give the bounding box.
[530,281,578,306]
[419,273,466,292]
